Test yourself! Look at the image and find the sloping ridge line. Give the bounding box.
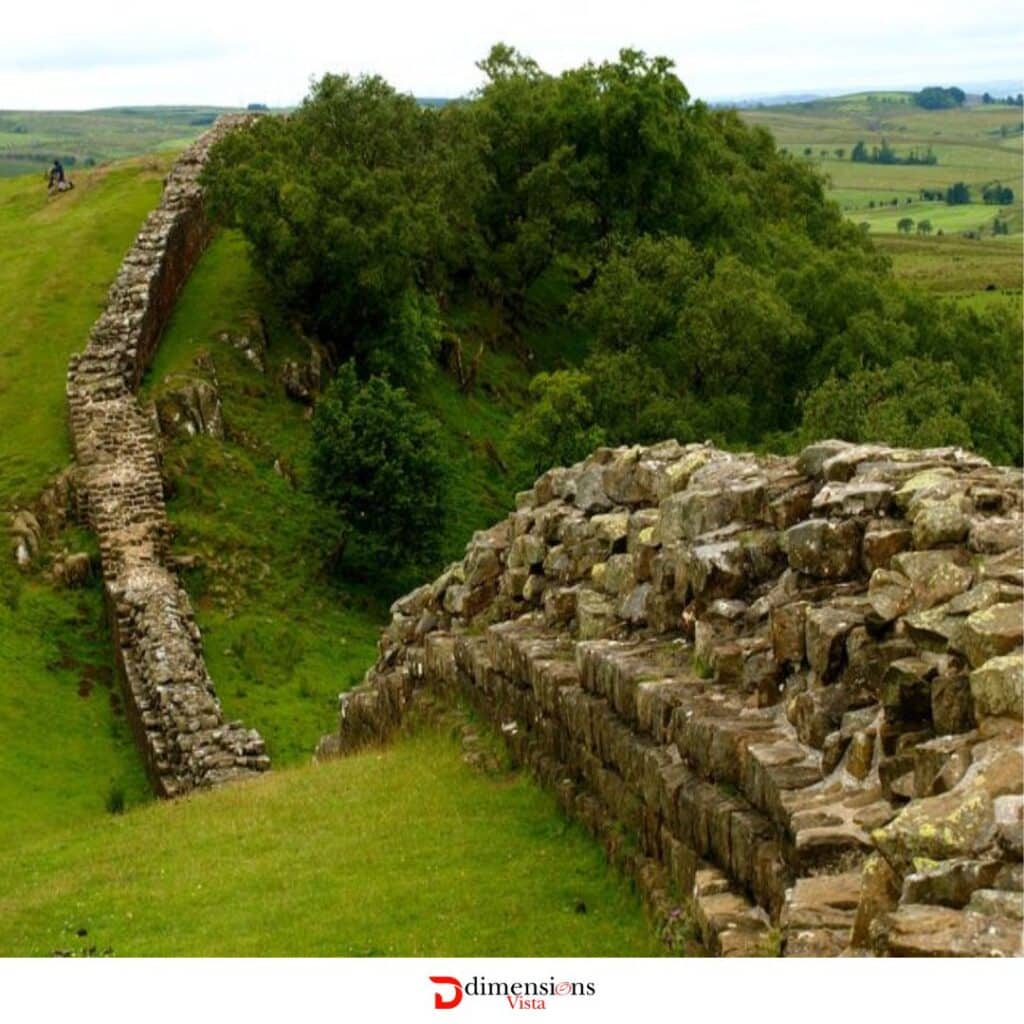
[66,116,269,797]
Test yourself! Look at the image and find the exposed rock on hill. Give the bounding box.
[154,376,225,439]
[320,439,1023,956]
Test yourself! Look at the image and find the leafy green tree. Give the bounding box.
[914,86,966,110]
[800,358,1019,464]
[203,73,486,383]
[897,217,915,234]
[509,369,607,482]
[946,182,970,205]
[509,349,698,484]
[311,363,448,571]
[916,219,933,235]
[982,182,1014,205]
[851,140,869,162]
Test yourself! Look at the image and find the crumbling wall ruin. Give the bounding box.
[321,439,1023,956]
[66,118,268,796]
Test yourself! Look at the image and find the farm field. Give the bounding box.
[872,232,1021,295]
[742,92,1022,297]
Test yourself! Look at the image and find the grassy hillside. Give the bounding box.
[0,727,665,956]
[0,152,666,957]
[138,230,531,762]
[0,160,171,846]
[0,107,238,178]
[742,92,1023,298]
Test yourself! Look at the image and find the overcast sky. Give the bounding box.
[1,0,1021,109]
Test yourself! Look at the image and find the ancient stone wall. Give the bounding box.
[67,118,269,797]
[321,440,1023,956]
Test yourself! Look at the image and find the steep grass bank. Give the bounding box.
[0,160,172,844]
[141,230,536,761]
[0,727,666,957]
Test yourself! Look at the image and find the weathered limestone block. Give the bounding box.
[968,516,1021,555]
[805,603,865,682]
[957,603,1024,668]
[874,903,1022,957]
[155,376,225,439]
[321,439,1023,957]
[784,518,862,580]
[862,519,913,573]
[970,654,1023,720]
[52,551,92,588]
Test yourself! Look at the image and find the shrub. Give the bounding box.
[311,364,448,573]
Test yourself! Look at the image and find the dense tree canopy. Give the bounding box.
[205,47,1022,518]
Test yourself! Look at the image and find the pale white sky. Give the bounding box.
[1,0,1021,109]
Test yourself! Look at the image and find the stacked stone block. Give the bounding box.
[321,439,1023,956]
[67,118,268,796]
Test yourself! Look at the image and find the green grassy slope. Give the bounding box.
[0,728,665,956]
[0,108,237,178]
[0,160,172,846]
[139,230,534,762]
[140,230,386,763]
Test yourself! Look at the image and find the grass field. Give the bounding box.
[0,727,665,956]
[873,232,1022,294]
[0,160,170,846]
[745,93,1024,226]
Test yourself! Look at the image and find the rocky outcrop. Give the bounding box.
[154,376,225,439]
[66,118,269,797]
[7,466,78,567]
[321,439,1023,956]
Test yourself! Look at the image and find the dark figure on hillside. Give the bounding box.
[47,159,74,196]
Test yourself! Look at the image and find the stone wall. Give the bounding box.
[321,440,1023,956]
[67,118,269,797]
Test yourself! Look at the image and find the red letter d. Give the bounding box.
[429,976,463,1010]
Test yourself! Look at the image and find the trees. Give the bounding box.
[897,217,915,234]
[800,358,1019,465]
[914,86,965,110]
[850,140,936,166]
[946,182,970,205]
[916,219,933,235]
[310,364,448,571]
[205,46,1022,559]
[203,73,486,384]
[509,350,696,484]
[982,183,1014,205]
